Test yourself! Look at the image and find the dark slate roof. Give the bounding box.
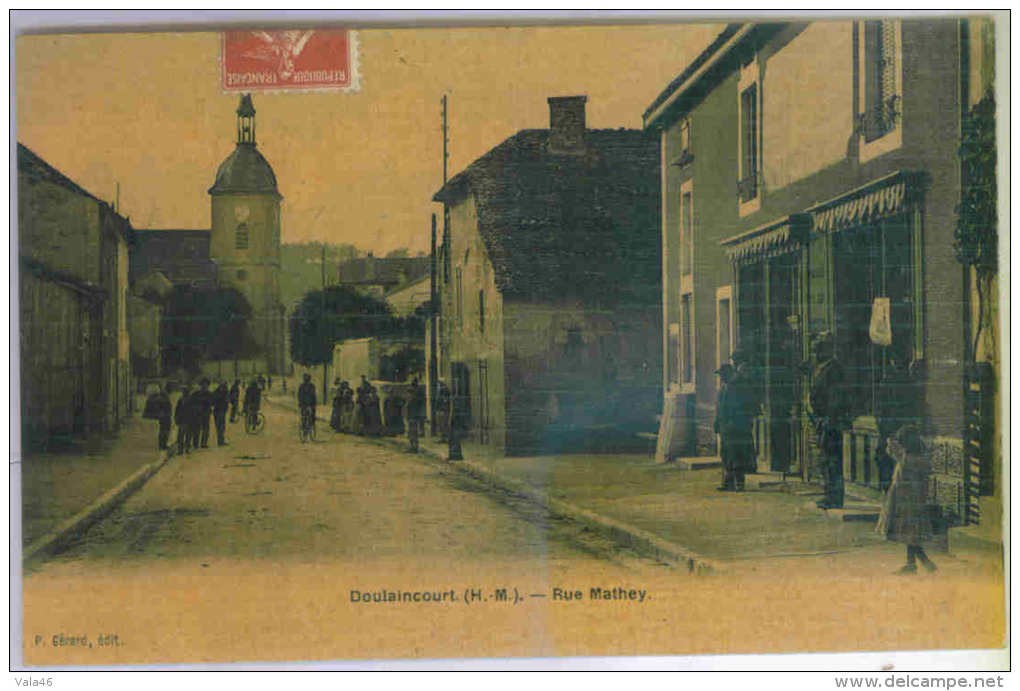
[433,129,660,305]
[130,230,218,288]
[18,142,133,242]
[338,256,431,287]
[17,142,102,203]
[208,143,280,196]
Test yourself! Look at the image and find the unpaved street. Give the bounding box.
[35,403,666,571]
[21,402,1004,666]
[24,403,684,665]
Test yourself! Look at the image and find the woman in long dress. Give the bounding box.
[876,424,936,574]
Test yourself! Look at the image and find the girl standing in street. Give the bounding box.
[877,424,937,574]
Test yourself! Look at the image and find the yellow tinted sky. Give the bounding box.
[16,22,722,254]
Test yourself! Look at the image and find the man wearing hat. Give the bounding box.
[809,331,848,509]
[716,351,759,491]
[193,378,215,449]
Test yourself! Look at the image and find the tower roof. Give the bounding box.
[209,94,280,197]
[237,93,256,117]
[208,145,280,196]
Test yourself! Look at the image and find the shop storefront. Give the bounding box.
[722,171,927,490]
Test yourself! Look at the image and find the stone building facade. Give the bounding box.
[18,143,134,449]
[645,19,999,530]
[434,96,662,455]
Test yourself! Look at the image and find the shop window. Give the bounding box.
[833,216,914,420]
[858,20,902,161]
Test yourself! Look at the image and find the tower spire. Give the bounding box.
[237,93,256,146]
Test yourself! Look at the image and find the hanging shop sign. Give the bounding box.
[869,296,893,346]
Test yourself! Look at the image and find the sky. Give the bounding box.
[15,12,724,255]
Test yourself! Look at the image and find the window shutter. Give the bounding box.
[880,20,897,134]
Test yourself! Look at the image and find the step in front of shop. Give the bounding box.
[675,456,722,471]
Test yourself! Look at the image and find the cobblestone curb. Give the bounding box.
[448,455,717,575]
[23,448,174,564]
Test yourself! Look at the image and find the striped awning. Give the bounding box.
[721,216,805,263]
[809,175,909,235]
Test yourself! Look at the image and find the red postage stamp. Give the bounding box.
[221,29,359,93]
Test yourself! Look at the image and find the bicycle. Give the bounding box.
[298,407,316,443]
[244,410,266,435]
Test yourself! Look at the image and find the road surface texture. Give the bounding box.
[22,402,1004,666]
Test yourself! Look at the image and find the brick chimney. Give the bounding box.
[547,96,588,153]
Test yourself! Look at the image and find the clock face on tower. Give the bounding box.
[234,204,250,223]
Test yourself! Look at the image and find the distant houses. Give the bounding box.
[433,96,662,455]
[337,254,431,299]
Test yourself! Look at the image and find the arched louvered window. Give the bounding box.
[235,223,249,250]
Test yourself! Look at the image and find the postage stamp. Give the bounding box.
[221,29,360,93]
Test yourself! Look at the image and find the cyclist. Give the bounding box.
[298,374,317,437]
[243,378,262,431]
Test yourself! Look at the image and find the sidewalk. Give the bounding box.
[414,435,892,563]
[20,396,170,549]
[257,400,1005,575]
[283,402,886,568]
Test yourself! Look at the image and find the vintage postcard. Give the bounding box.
[13,11,1007,670]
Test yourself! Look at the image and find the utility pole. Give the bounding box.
[432,95,449,438]
[440,93,463,460]
[441,94,449,184]
[429,213,438,435]
[321,244,327,404]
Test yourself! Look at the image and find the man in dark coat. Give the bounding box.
[175,386,192,455]
[243,378,262,429]
[298,374,317,418]
[385,388,406,437]
[355,376,370,435]
[715,359,758,492]
[809,332,849,509]
[448,383,469,461]
[435,380,451,443]
[406,377,426,452]
[143,384,173,451]
[330,377,343,431]
[229,380,241,423]
[193,379,214,449]
[338,381,355,433]
[365,385,383,437]
[212,382,230,446]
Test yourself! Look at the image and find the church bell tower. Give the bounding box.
[208,94,285,374]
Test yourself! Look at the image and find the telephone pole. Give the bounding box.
[442,94,449,182]
[321,244,328,403]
